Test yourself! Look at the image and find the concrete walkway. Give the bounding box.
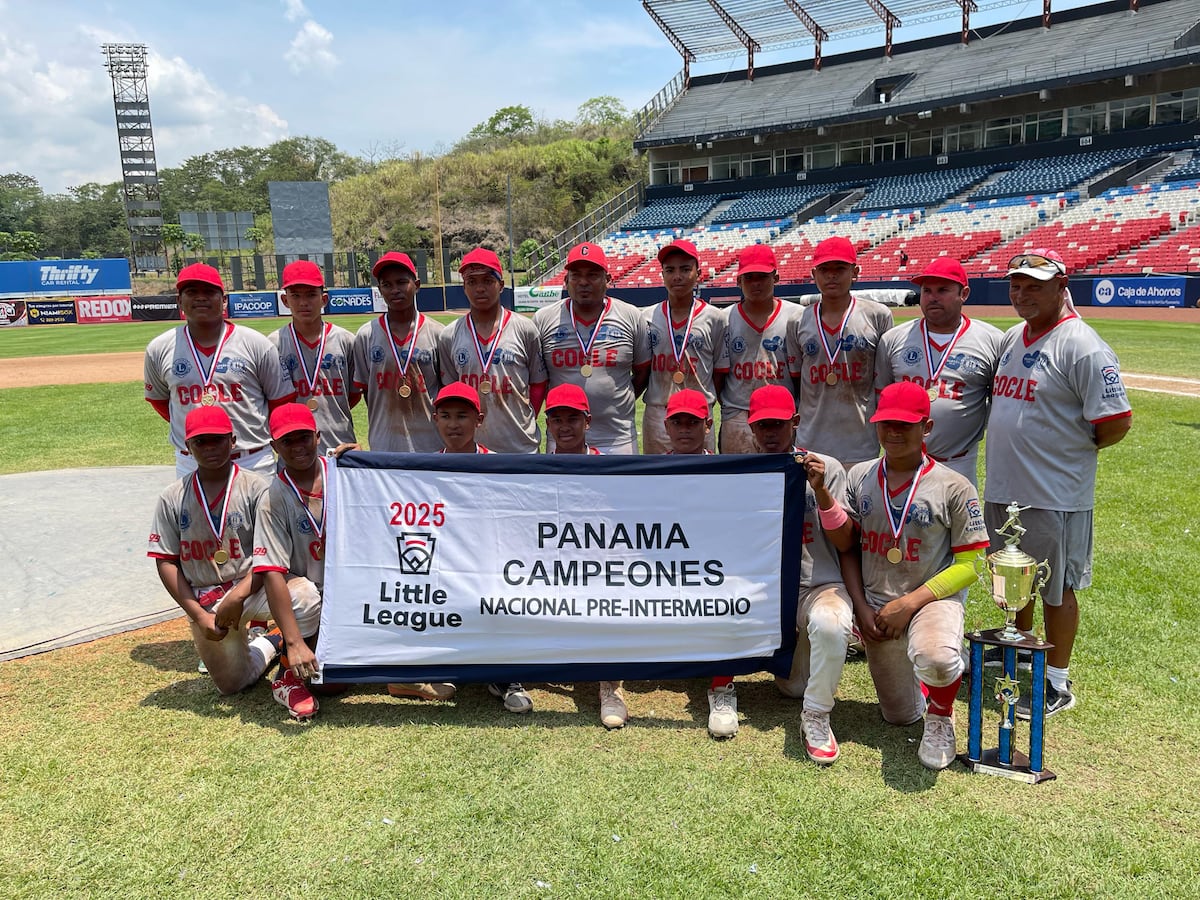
[1,466,179,662]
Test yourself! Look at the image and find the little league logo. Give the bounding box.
[966,498,985,532]
[397,532,437,575]
[1101,365,1120,385]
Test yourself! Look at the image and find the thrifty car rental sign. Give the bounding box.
[318,452,805,684]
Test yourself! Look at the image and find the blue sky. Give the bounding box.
[1,0,1109,194]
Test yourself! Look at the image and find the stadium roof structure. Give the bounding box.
[642,0,1122,74]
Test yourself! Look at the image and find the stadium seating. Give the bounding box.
[854,166,992,211]
[621,195,726,230]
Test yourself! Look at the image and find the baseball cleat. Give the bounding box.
[707,684,739,738]
[801,709,839,764]
[918,713,956,770]
[272,669,318,722]
[598,681,628,729]
[1016,679,1075,720]
[488,682,533,714]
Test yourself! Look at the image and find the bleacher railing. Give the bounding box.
[634,70,687,140]
[527,182,646,285]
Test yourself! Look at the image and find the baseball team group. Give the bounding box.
[142,233,1131,771]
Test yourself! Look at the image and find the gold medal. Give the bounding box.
[201,390,217,406]
[672,370,685,385]
[306,397,319,411]
[886,546,903,565]
[927,387,939,403]
[398,383,412,398]
[213,548,230,565]
[478,380,492,395]
[580,364,593,378]
[825,372,839,387]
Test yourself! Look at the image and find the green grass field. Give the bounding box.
[0,318,1198,897]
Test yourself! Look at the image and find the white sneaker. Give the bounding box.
[918,712,957,771]
[801,709,839,764]
[707,684,739,738]
[599,681,628,729]
[488,682,533,714]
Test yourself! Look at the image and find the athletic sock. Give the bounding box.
[1047,665,1070,692]
[923,676,962,717]
[248,633,281,675]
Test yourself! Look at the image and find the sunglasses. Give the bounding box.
[1008,253,1066,274]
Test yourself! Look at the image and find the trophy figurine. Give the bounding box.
[986,503,1051,642]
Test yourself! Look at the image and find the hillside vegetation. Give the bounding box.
[0,98,643,281]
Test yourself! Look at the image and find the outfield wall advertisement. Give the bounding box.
[74,296,132,324]
[131,296,181,322]
[318,452,804,685]
[227,291,279,318]
[27,300,78,325]
[0,300,28,327]
[0,259,132,300]
[1092,277,1185,307]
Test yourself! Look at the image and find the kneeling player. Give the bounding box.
[251,403,337,720]
[745,386,857,761]
[542,384,628,728]
[843,382,989,770]
[433,382,534,714]
[148,407,320,711]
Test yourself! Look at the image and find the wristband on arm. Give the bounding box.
[817,499,849,531]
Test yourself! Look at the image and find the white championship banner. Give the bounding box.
[317,452,807,684]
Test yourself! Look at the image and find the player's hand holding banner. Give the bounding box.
[317,452,807,684]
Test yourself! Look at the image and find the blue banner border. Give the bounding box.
[321,451,807,684]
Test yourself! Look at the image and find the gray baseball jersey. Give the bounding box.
[789,298,894,465]
[252,471,326,589]
[715,300,797,412]
[643,300,726,408]
[144,323,294,453]
[147,466,270,591]
[352,313,445,453]
[532,296,651,449]
[846,458,989,609]
[270,322,358,454]
[438,311,548,453]
[874,316,1003,461]
[984,315,1131,512]
[796,450,850,590]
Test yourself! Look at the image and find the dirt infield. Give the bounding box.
[1,305,1197,390]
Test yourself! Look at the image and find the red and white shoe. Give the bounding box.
[801,709,839,764]
[272,669,318,721]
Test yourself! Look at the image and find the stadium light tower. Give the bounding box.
[102,43,165,273]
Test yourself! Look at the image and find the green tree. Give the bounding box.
[577,96,629,129]
[0,173,45,235]
[182,232,205,256]
[11,230,42,258]
[468,105,536,141]
[244,225,266,253]
[162,223,185,274]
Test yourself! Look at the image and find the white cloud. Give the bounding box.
[282,0,309,23]
[284,19,338,75]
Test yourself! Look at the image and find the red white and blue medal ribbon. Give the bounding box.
[193,463,238,564]
[290,321,330,407]
[920,316,970,400]
[280,457,326,542]
[877,456,927,564]
[382,312,423,392]
[568,297,611,376]
[817,298,855,384]
[469,308,511,388]
[664,299,700,383]
[185,322,234,405]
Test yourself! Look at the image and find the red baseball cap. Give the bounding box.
[665,389,710,420]
[545,383,590,413]
[372,252,418,279]
[460,247,503,280]
[434,381,481,413]
[566,243,609,273]
[185,405,233,440]
[912,257,967,287]
[1007,247,1067,281]
[737,244,777,275]
[748,384,796,424]
[281,260,325,289]
[812,236,858,267]
[871,381,931,423]
[269,403,317,439]
[176,263,224,292]
[657,240,700,264]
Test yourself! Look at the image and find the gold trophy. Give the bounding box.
[986,503,1051,643]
